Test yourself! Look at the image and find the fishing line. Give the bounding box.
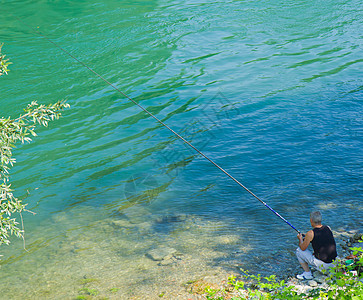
[17,18,302,235]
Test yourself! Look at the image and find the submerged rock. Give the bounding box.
[146,247,177,261]
[109,219,134,228]
[158,258,174,266]
[155,214,188,224]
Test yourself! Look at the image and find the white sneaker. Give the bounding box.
[296,272,313,280]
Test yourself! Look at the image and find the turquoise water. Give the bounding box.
[0,0,362,298]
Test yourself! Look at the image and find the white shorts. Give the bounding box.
[296,247,335,272]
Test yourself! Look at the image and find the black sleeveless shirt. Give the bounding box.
[311,225,337,263]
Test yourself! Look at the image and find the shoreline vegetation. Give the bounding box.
[181,231,362,300]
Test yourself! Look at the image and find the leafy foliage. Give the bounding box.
[205,244,363,300]
[0,44,70,246]
[0,44,11,76]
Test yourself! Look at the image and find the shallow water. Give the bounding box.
[0,0,362,298]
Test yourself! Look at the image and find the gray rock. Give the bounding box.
[313,271,328,283]
[314,274,328,284]
[307,280,318,287]
[146,247,177,261]
[351,233,362,243]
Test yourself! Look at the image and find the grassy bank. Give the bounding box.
[194,244,363,300]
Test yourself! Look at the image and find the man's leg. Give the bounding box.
[296,247,314,279]
[300,261,310,272]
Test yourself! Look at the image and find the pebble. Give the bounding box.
[308,280,318,287]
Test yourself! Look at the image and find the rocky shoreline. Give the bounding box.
[150,229,362,299]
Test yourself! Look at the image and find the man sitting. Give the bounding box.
[296,211,337,280]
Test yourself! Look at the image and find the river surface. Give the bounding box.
[0,0,362,299]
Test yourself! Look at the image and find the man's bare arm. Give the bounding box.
[297,230,314,251]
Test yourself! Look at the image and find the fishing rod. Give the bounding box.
[18,19,302,235]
